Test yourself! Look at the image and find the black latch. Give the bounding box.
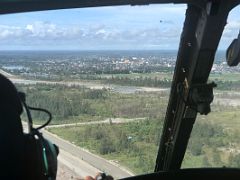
[188,82,216,115]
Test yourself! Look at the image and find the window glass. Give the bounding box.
[182,5,240,169]
[0,4,186,178]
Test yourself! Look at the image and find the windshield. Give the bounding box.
[1,3,240,179]
[0,5,186,178]
[182,5,240,168]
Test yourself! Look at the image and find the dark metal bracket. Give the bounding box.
[188,82,216,115]
[177,81,216,115]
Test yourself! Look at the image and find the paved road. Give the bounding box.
[22,123,98,178]
[42,130,134,179]
[57,149,99,178]
[0,69,16,77]
[23,122,133,179]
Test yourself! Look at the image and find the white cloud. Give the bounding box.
[25,21,81,39]
[0,25,25,39]
[0,20,182,50]
[0,4,188,49]
[226,20,240,30]
[25,21,57,38]
[222,20,240,40]
[0,21,83,41]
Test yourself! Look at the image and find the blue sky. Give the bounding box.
[0,4,239,50]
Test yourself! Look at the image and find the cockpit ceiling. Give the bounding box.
[0,0,193,14]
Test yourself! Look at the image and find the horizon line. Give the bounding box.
[0,49,226,51]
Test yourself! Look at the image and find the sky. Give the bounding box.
[0,4,239,50]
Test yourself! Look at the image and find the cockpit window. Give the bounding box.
[182,5,240,169]
[0,5,186,178]
[3,2,240,178]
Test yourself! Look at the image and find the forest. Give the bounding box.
[16,82,240,174]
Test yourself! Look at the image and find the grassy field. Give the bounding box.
[49,118,232,173]
[210,73,240,81]
[17,84,168,125]
[18,72,240,174]
[49,120,162,174]
[199,111,240,130]
[85,72,173,80]
[47,89,240,174]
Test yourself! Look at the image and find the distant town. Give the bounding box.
[0,50,238,80]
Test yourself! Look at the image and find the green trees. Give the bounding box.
[214,80,240,90]
[83,89,107,99]
[190,138,203,156]
[26,88,93,119]
[18,83,167,125]
[182,123,230,169]
[212,152,222,166]
[202,155,210,167]
[103,76,171,88]
[19,84,111,122]
[50,119,162,173]
[229,154,240,167]
[188,122,224,158]
[20,83,239,172]
[99,137,116,154]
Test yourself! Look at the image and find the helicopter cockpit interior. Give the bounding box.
[1,0,240,179]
